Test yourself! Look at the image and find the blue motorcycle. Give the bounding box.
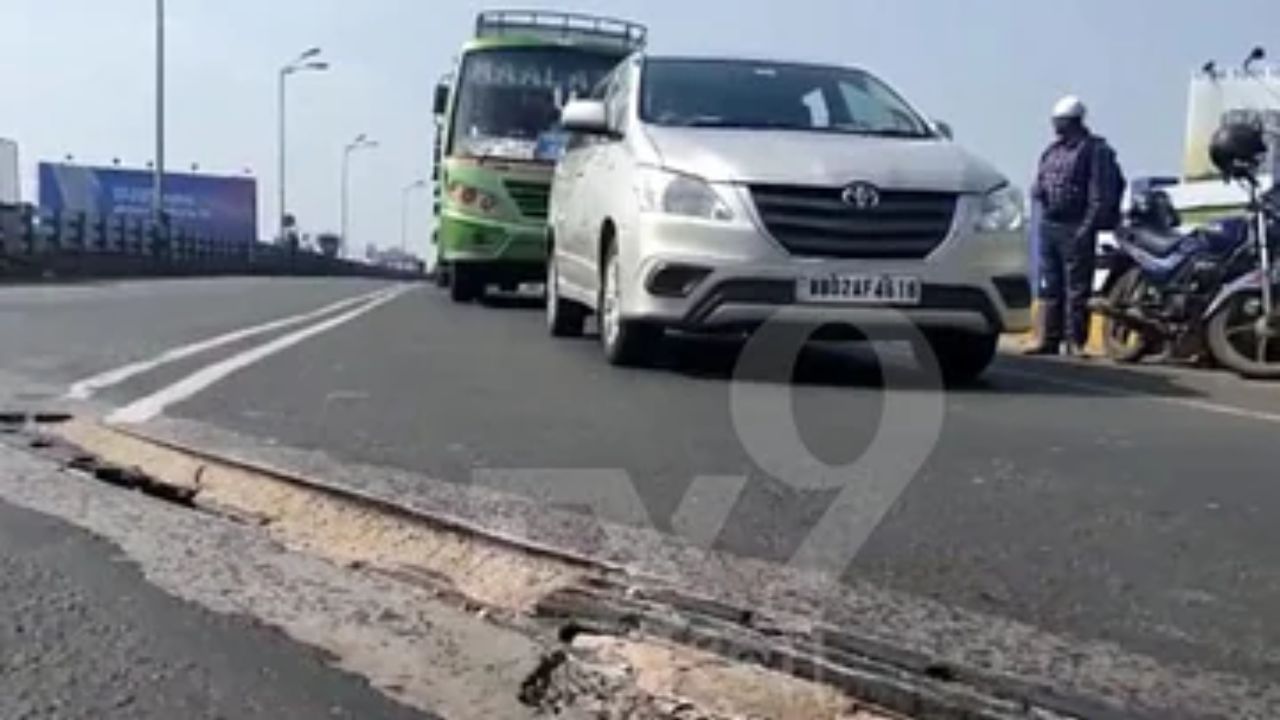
[1092,190,1251,363]
[1092,181,1280,376]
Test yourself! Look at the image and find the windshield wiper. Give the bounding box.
[674,118,817,131]
[831,125,931,139]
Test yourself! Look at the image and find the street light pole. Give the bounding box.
[277,67,287,243]
[277,48,328,243]
[341,134,377,257]
[401,179,427,255]
[153,0,166,229]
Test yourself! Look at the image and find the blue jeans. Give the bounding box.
[1038,221,1097,347]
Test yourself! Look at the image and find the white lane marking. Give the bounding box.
[994,366,1280,426]
[107,286,410,425]
[66,287,393,401]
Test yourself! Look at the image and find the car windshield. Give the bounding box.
[449,47,624,161]
[641,58,933,137]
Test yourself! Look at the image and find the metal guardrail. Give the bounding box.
[0,204,422,281]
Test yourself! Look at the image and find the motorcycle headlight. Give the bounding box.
[637,167,734,222]
[976,184,1025,233]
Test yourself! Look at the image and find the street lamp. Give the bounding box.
[278,47,329,242]
[153,0,166,229]
[341,133,378,257]
[401,179,428,254]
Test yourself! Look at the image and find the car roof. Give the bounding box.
[638,54,869,75]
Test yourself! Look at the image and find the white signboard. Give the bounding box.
[1184,67,1280,181]
[0,138,18,204]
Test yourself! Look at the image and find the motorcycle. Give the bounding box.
[1091,190,1251,363]
[1092,179,1280,377]
[1201,178,1280,378]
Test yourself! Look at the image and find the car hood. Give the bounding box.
[642,126,1006,193]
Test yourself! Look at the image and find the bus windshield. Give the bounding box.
[449,47,623,162]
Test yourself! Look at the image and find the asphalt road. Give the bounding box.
[0,496,428,720]
[3,277,1279,716]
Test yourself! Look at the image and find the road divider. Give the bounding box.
[106,286,410,424]
[66,286,395,401]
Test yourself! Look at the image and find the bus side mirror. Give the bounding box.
[434,84,450,116]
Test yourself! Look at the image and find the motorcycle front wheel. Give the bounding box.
[1206,292,1280,379]
[1101,267,1156,364]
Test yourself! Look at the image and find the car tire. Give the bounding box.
[599,244,661,366]
[450,265,482,303]
[919,329,999,386]
[547,254,586,338]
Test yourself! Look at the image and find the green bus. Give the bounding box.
[432,10,646,302]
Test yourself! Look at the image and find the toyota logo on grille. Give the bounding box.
[841,182,881,210]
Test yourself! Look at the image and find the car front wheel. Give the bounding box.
[917,329,999,386]
[599,245,661,366]
[546,254,586,338]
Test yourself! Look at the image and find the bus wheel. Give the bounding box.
[451,266,482,303]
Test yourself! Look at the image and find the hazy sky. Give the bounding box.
[4,0,1278,252]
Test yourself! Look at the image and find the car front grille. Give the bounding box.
[749,185,958,259]
[504,180,551,220]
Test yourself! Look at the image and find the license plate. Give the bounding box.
[797,274,923,305]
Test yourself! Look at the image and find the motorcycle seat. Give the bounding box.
[1126,227,1185,257]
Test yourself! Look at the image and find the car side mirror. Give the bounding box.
[933,120,954,140]
[433,84,450,116]
[561,100,611,136]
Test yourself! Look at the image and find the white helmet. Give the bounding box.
[1052,95,1087,120]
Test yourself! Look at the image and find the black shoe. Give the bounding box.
[1023,343,1061,357]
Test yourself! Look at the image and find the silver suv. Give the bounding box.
[546,55,1030,382]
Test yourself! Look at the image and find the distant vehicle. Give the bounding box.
[546,56,1031,382]
[317,232,342,258]
[432,10,646,303]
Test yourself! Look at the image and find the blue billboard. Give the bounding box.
[38,163,257,244]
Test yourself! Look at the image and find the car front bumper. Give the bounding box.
[617,211,1032,337]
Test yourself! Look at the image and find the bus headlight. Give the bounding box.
[447,181,501,216]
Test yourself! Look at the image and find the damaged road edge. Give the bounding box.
[32,417,1091,720]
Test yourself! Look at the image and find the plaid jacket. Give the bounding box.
[1033,133,1121,231]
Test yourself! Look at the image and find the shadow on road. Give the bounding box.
[478,293,544,310]
[989,354,1211,399]
[640,335,1211,400]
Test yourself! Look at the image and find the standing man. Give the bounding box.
[1027,95,1124,356]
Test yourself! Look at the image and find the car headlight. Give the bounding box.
[637,167,734,222]
[976,184,1025,232]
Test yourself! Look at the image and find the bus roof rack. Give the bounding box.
[475,10,647,51]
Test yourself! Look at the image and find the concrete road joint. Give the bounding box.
[25,416,1203,720]
[35,418,914,720]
